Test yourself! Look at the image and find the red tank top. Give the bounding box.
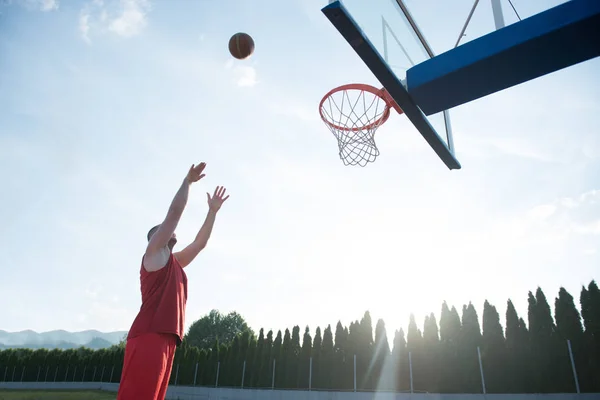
[127,253,188,344]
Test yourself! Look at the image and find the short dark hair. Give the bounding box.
[147,225,160,241]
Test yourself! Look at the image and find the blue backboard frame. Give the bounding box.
[321,0,461,170]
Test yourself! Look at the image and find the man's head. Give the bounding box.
[147,224,177,250]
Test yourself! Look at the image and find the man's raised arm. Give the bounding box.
[146,163,207,257]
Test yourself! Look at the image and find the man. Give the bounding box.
[117,162,229,400]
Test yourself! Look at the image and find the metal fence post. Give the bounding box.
[44,366,49,382]
[409,351,414,394]
[271,359,276,390]
[36,366,41,382]
[215,362,220,387]
[193,362,199,386]
[567,340,581,394]
[309,357,312,391]
[241,360,246,388]
[11,366,16,382]
[92,366,97,382]
[64,366,69,382]
[53,366,57,382]
[174,364,180,386]
[477,346,487,394]
[353,354,357,392]
[73,367,77,382]
[109,366,115,383]
[20,366,25,382]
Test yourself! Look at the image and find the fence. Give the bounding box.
[0,340,588,394]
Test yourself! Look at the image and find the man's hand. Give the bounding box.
[186,162,207,184]
[207,186,230,212]
[174,186,229,268]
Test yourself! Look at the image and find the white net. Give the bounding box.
[320,86,392,167]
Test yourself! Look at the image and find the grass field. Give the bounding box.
[0,390,116,400]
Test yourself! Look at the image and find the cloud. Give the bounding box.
[5,0,58,11]
[108,0,149,38]
[78,0,150,43]
[225,59,258,87]
[79,11,91,43]
[38,0,56,10]
[523,189,600,238]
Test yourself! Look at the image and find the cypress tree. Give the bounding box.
[298,326,312,389]
[439,303,461,393]
[422,313,441,393]
[392,328,409,392]
[554,287,584,392]
[581,281,600,392]
[321,325,334,390]
[459,303,482,393]
[272,330,283,388]
[372,319,391,391]
[244,334,256,388]
[505,299,532,393]
[260,330,274,388]
[481,300,506,393]
[358,312,375,390]
[197,348,208,386]
[218,343,229,386]
[286,325,301,388]
[203,339,219,386]
[276,329,290,388]
[251,328,265,387]
[312,327,322,389]
[333,321,348,390]
[406,314,424,392]
[528,288,560,393]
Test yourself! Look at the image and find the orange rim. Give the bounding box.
[319,83,404,132]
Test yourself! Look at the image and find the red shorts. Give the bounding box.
[117,332,177,400]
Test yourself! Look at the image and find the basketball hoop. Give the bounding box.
[319,83,404,167]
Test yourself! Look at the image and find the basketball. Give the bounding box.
[228,32,255,60]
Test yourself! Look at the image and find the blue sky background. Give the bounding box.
[1,0,599,338]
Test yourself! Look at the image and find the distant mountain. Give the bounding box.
[0,330,127,350]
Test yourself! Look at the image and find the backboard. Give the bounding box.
[322,0,461,170]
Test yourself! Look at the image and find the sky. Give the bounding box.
[1,0,599,341]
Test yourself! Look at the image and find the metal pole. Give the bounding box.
[100,366,105,382]
[193,362,198,386]
[11,366,15,381]
[109,366,114,383]
[215,362,220,387]
[3,366,7,382]
[37,366,41,382]
[241,360,246,388]
[53,366,57,382]
[64,366,69,382]
[309,357,312,391]
[272,359,276,390]
[81,366,86,383]
[20,366,25,382]
[455,0,480,48]
[73,367,77,382]
[567,340,581,394]
[490,0,505,30]
[477,346,487,394]
[45,366,49,382]
[353,354,357,392]
[174,364,179,385]
[92,366,97,382]
[409,352,414,394]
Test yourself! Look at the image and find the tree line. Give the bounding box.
[1,280,599,394]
